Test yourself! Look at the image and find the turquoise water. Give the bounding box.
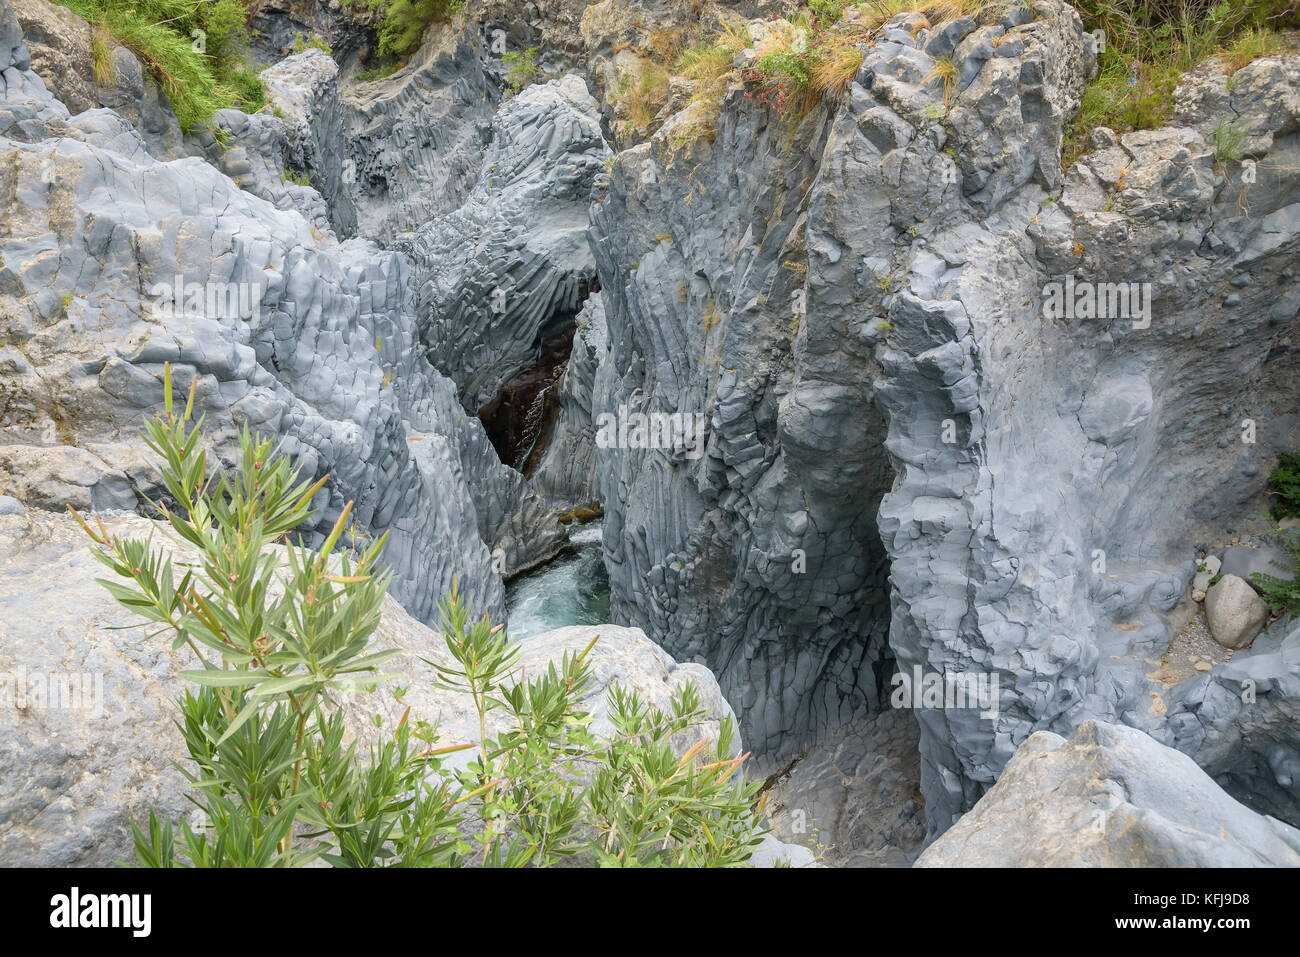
[505,525,611,641]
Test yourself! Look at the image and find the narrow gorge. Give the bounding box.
[1,0,1299,869]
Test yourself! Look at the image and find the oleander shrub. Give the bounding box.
[78,366,769,867]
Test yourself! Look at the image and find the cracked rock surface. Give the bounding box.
[915,720,1300,867]
[585,0,1300,841]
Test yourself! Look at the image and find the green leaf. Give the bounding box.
[251,674,315,698]
[334,649,402,674]
[214,697,262,747]
[178,669,269,688]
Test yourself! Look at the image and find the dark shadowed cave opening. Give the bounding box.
[476,273,598,473]
[476,321,576,473]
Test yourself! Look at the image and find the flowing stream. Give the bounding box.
[505,524,611,641]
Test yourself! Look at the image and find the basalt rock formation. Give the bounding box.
[0,0,532,622]
[529,292,606,513]
[260,49,361,237]
[247,14,505,245]
[246,0,383,70]
[394,72,608,412]
[2,0,1300,867]
[339,20,502,243]
[585,0,1300,840]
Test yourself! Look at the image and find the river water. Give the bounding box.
[505,523,611,641]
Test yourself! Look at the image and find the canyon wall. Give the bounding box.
[585,0,1300,835]
[2,0,1298,854]
[0,0,529,622]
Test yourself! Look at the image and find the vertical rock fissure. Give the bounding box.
[476,304,586,473]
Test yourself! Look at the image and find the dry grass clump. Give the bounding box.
[923,54,957,105]
[1219,27,1283,72]
[612,58,672,132]
[810,41,866,96]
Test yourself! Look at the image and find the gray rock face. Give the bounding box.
[261,49,360,237]
[242,17,501,245]
[529,292,606,513]
[0,0,26,71]
[589,83,889,768]
[589,2,1093,771]
[423,370,569,581]
[1204,574,1270,648]
[1167,618,1300,826]
[586,0,1300,839]
[0,509,782,865]
[185,107,336,236]
[1220,542,1296,590]
[0,1,92,140]
[395,74,609,412]
[245,0,382,71]
[0,0,785,867]
[0,4,543,624]
[342,20,500,243]
[0,444,135,512]
[9,0,97,115]
[10,0,185,159]
[764,708,924,867]
[915,721,1300,867]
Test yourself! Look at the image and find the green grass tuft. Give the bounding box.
[355,60,401,82]
[1064,0,1300,166]
[1213,115,1249,163]
[58,0,263,131]
[291,33,333,56]
[351,0,463,60]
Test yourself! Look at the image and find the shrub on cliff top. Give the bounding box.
[349,0,463,59]
[76,365,769,867]
[57,0,263,130]
[1065,0,1298,164]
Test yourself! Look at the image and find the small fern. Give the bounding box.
[1251,530,1300,616]
[1266,452,1300,521]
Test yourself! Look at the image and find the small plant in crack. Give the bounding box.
[1213,116,1249,165]
[924,56,958,107]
